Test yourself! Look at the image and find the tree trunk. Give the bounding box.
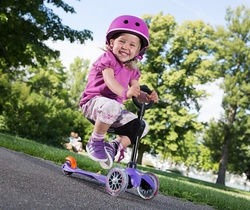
[136,149,143,165]
[216,134,230,185]
[186,166,190,177]
[216,105,236,185]
[136,143,149,165]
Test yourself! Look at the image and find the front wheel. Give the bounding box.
[62,156,76,176]
[106,167,128,196]
[137,172,159,200]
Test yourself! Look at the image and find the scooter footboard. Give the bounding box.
[62,163,106,183]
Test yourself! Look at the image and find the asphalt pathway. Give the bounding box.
[0,147,214,210]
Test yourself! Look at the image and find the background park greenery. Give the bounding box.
[1,0,250,194]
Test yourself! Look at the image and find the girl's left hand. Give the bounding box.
[146,90,159,103]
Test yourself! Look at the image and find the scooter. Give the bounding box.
[62,85,159,200]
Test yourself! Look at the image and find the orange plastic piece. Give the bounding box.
[65,156,77,169]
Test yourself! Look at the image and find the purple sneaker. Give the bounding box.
[86,138,107,162]
[99,142,115,169]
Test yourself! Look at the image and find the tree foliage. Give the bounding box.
[0,58,89,145]
[0,0,93,70]
[134,12,217,165]
[67,57,90,108]
[0,0,93,145]
[66,56,93,147]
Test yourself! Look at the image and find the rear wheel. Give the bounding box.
[106,167,128,196]
[137,172,159,200]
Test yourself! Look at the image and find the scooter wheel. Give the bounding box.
[62,160,73,176]
[62,156,76,176]
[65,156,77,168]
[106,167,128,196]
[137,172,159,200]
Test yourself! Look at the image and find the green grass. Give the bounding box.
[1,133,250,210]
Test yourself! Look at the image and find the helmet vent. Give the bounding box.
[135,22,140,27]
[124,20,129,24]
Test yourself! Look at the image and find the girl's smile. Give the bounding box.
[110,33,141,63]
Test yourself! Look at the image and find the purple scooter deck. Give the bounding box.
[62,162,106,183]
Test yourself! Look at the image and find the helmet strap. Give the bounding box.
[123,57,136,64]
[123,49,145,64]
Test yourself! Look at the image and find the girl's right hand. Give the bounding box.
[127,85,140,99]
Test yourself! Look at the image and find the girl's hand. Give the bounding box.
[146,90,159,102]
[127,85,140,99]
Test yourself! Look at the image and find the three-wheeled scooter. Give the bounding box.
[62,85,159,200]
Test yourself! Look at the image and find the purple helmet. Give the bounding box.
[106,15,149,57]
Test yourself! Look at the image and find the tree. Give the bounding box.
[0,0,93,70]
[201,119,224,178]
[27,58,69,102]
[66,56,93,148]
[172,130,200,177]
[212,5,250,185]
[67,57,90,108]
[134,13,217,164]
[0,57,89,144]
[0,0,93,118]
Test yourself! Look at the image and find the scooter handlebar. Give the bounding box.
[132,85,154,110]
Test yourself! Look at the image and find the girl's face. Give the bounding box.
[110,33,141,63]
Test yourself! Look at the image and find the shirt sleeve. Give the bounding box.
[93,51,117,72]
[132,68,141,81]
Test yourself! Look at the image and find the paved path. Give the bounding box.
[0,147,214,210]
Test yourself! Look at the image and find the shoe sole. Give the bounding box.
[99,146,114,169]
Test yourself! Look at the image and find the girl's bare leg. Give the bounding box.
[93,120,111,134]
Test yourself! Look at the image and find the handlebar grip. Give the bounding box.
[132,85,154,109]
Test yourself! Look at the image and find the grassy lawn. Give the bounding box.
[0,133,250,210]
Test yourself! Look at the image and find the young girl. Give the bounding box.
[80,15,158,169]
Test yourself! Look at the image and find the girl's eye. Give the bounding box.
[119,40,125,43]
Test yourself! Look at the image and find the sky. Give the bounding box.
[46,0,249,122]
